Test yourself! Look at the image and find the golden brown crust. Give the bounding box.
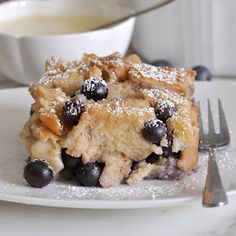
[129,63,196,98]
[29,86,69,136]
[178,103,199,170]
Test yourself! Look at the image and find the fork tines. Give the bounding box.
[198,99,230,149]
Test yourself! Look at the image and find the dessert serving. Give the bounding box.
[20,52,199,188]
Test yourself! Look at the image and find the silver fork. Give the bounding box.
[199,99,230,207]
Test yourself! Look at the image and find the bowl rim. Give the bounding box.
[0,0,135,39]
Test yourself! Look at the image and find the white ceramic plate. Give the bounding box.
[0,81,236,209]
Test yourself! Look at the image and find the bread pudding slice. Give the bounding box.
[21,52,199,188]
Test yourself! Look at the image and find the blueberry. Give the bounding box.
[161,134,179,159]
[142,119,167,144]
[75,162,102,187]
[152,60,172,67]
[62,98,85,126]
[30,107,34,116]
[192,65,212,81]
[61,149,80,169]
[23,160,53,188]
[60,168,76,180]
[81,77,108,101]
[146,153,160,164]
[155,100,176,122]
[162,134,174,157]
[131,161,138,170]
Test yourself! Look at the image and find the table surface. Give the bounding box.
[1,75,236,236]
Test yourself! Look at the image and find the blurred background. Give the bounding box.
[0,0,235,84]
[131,0,236,77]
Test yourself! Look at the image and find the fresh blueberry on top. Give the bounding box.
[192,65,212,81]
[23,160,53,188]
[62,98,85,126]
[146,153,160,164]
[81,77,108,101]
[61,149,81,169]
[142,119,167,144]
[151,60,172,67]
[75,162,103,187]
[155,100,177,122]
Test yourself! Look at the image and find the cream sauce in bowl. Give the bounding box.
[0,14,109,36]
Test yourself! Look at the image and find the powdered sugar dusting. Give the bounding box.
[144,119,164,128]
[82,77,107,92]
[89,52,124,67]
[158,100,175,111]
[87,99,155,118]
[39,57,89,85]
[143,88,187,107]
[129,63,186,84]
[217,149,236,179]
[46,56,62,69]
[39,53,124,86]
[49,180,185,201]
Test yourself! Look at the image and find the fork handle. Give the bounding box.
[202,147,228,207]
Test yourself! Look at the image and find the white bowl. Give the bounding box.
[132,0,236,77]
[0,0,135,84]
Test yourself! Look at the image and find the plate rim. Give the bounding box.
[0,192,195,209]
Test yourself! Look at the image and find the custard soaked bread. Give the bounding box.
[21,52,199,188]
